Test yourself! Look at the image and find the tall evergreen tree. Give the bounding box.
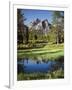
[17,9,25,43]
[17,9,29,44]
[52,11,64,44]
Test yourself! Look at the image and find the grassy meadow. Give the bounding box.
[18,68,64,80]
[17,43,64,60]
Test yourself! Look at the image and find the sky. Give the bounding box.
[21,9,64,26]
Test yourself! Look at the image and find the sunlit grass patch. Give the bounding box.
[17,43,64,60]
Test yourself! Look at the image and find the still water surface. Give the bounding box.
[17,58,64,73]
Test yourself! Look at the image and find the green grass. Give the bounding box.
[17,43,64,60]
[17,68,64,80]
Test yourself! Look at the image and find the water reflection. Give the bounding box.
[17,57,64,73]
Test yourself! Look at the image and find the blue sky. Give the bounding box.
[21,9,63,26]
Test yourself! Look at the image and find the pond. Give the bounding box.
[17,57,64,74]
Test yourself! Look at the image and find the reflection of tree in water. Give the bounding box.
[36,60,41,64]
[17,58,29,74]
[17,64,24,74]
[57,56,64,63]
[26,58,28,64]
[42,59,46,63]
[57,56,64,70]
[42,59,48,63]
[17,56,64,75]
[50,56,64,72]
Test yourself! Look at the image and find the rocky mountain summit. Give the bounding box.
[29,18,51,36]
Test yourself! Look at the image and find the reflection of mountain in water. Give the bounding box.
[17,57,64,73]
[29,18,52,36]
